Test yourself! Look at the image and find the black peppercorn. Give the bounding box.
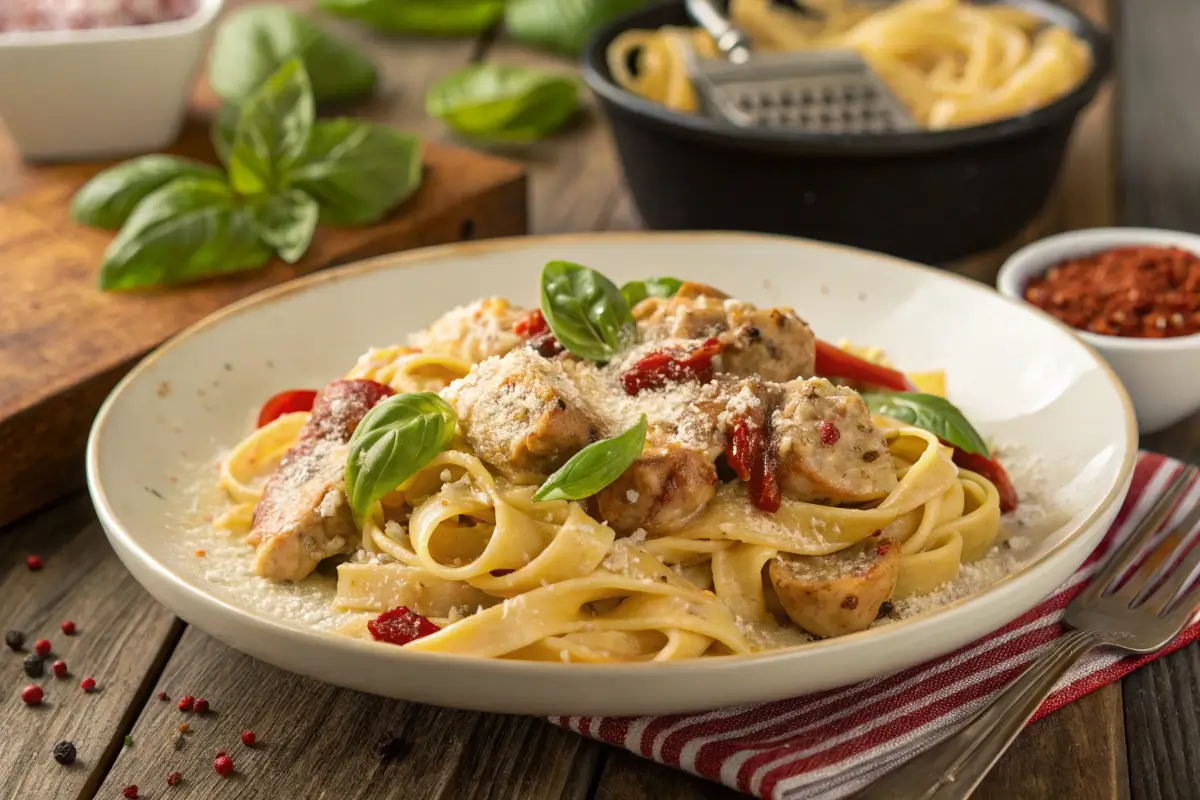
[23,653,44,678]
[374,731,406,763]
[53,741,76,765]
[4,630,24,651]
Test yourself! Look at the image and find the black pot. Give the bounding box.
[580,1,1111,264]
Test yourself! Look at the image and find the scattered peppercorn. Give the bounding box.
[241,730,256,747]
[877,601,895,619]
[124,735,133,747]
[167,771,182,786]
[52,659,67,678]
[177,695,194,711]
[214,755,234,776]
[375,731,407,762]
[123,785,138,799]
[34,638,51,658]
[158,691,169,701]
[23,654,44,678]
[53,741,76,765]
[4,630,24,651]
[26,555,42,571]
[21,684,43,705]
[60,620,76,636]
[80,677,96,692]
[193,697,209,714]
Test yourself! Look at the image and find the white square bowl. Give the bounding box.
[0,0,222,162]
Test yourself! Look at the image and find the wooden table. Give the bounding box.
[3,1,1198,798]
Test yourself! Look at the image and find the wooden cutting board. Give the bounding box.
[0,115,527,529]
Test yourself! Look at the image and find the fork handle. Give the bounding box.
[684,0,753,63]
[856,629,1109,800]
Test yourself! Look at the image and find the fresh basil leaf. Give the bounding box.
[506,0,650,56]
[318,0,505,35]
[71,155,223,230]
[345,392,457,520]
[251,189,319,263]
[290,119,423,226]
[99,177,272,291]
[208,5,377,104]
[620,276,682,307]
[229,57,315,196]
[540,260,635,362]
[426,65,579,143]
[861,391,991,458]
[212,102,241,170]
[534,415,647,502]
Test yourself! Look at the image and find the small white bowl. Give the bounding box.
[0,0,222,162]
[998,227,1200,434]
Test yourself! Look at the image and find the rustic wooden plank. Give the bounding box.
[0,1,527,532]
[595,749,741,800]
[0,496,180,800]
[1118,3,1200,796]
[95,627,598,799]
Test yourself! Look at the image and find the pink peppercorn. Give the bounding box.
[166,772,181,786]
[52,660,67,678]
[26,555,42,571]
[241,730,256,746]
[34,639,51,658]
[80,677,96,692]
[60,620,76,635]
[123,786,138,799]
[193,697,209,714]
[177,695,194,711]
[214,755,233,776]
[21,684,43,705]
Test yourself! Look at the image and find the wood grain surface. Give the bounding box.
[5,0,1200,798]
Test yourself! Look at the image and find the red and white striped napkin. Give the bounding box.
[550,452,1200,799]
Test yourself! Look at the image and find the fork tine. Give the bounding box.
[1136,501,1200,613]
[1089,465,1198,595]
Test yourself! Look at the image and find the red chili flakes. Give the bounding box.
[26,555,42,571]
[158,691,169,701]
[241,730,256,747]
[1023,245,1200,338]
[193,698,209,714]
[34,639,51,658]
[123,786,139,799]
[60,620,76,636]
[214,755,234,776]
[620,337,722,395]
[80,676,96,692]
[177,695,194,711]
[367,606,440,645]
[21,684,43,705]
[876,543,891,558]
[52,660,67,678]
[818,420,840,446]
[167,772,182,786]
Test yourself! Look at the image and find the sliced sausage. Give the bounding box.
[774,377,897,504]
[769,537,900,638]
[250,379,394,582]
[445,348,595,480]
[594,434,718,536]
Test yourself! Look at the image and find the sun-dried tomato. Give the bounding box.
[723,418,781,513]
[621,337,723,395]
[513,309,548,338]
[367,606,440,646]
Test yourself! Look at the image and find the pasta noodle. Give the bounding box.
[606,0,1092,129]
[213,280,1011,663]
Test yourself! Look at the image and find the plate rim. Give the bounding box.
[85,230,1139,675]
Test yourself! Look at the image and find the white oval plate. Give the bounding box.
[86,232,1137,716]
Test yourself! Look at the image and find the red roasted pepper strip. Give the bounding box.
[952,449,1019,514]
[814,339,914,392]
[723,418,781,513]
[256,389,317,428]
[621,337,723,395]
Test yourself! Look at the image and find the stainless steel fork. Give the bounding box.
[857,464,1200,800]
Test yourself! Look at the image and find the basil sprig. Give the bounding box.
[345,393,458,520]
[426,65,579,143]
[620,276,682,307]
[318,0,506,35]
[208,5,377,104]
[862,392,990,458]
[505,0,651,56]
[75,58,423,290]
[533,416,647,502]
[540,260,636,362]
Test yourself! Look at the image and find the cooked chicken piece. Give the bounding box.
[250,379,394,582]
[769,537,900,638]
[409,297,528,364]
[774,377,897,504]
[634,286,816,381]
[595,432,718,536]
[444,348,595,480]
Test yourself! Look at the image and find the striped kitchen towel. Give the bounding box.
[551,452,1200,799]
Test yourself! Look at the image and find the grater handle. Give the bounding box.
[685,0,753,64]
